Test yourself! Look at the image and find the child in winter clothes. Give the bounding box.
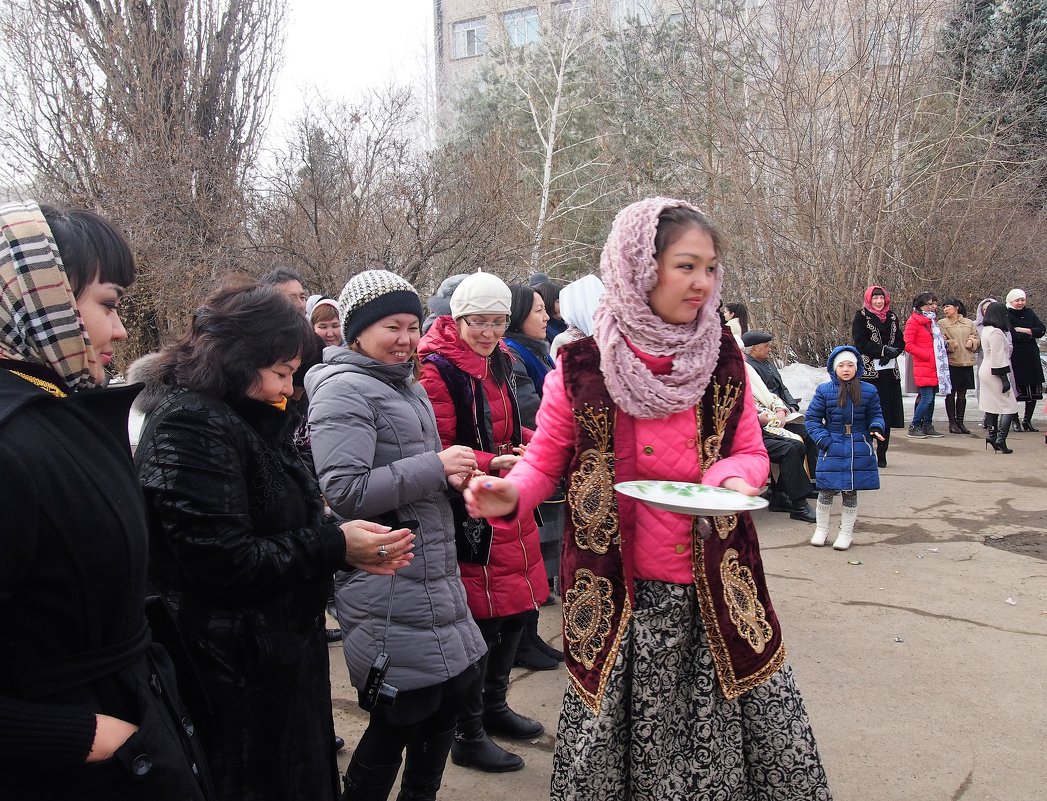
[805,346,886,550]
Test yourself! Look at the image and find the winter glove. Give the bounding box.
[991,367,1011,394]
[882,346,900,360]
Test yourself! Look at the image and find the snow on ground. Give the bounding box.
[780,362,827,412]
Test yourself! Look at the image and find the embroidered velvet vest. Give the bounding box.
[558,333,785,713]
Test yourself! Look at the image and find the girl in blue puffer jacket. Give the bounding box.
[805,346,886,550]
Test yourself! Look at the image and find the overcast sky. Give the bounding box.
[271,1,434,131]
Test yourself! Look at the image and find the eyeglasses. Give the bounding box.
[462,317,508,332]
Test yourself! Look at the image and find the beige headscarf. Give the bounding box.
[0,200,98,390]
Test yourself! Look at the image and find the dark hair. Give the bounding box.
[653,206,722,260]
[534,281,561,320]
[942,296,962,310]
[260,267,306,289]
[160,276,317,400]
[725,302,749,334]
[912,291,938,310]
[981,301,1010,331]
[507,284,539,335]
[40,205,135,298]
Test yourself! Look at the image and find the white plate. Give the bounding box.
[614,480,769,516]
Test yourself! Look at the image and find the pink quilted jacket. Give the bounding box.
[505,348,768,584]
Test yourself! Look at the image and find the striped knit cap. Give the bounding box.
[338,270,424,342]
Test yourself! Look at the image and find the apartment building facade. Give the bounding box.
[433,0,679,93]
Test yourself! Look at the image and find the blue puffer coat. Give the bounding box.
[805,345,886,491]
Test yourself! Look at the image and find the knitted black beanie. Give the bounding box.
[338,270,424,343]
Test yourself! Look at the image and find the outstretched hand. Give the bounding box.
[465,475,520,519]
[340,519,415,575]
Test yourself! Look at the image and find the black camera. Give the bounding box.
[360,652,398,711]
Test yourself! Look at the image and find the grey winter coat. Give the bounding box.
[305,348,485,692]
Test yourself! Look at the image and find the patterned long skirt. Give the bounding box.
[551,580,832,801]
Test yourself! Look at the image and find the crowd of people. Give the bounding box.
[2,194,1043,801]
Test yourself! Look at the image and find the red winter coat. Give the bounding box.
[417,316,547,619]
[904,311,940,388]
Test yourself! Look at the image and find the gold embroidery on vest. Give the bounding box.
[714,513,738,539]
[697,379,742,472]
[563,568,616,670]
[568,404,618,554]
[720,548,773,653]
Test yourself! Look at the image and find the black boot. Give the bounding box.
[482,628,545,740]
[450,648,525,773]
[395,727,454,801]
[985,414,1001,452]
[1022,401,1039,431]
[789,497,817,523]
[512,610,559,670]
[945,395,962,434]
[955,395,971,434]
[341,754,402,801]
[996,414,1015,454]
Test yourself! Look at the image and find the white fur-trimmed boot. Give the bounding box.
[809,501,832,546]
[833,506,857,550]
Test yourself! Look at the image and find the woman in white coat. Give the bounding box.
[977,301,1019,454]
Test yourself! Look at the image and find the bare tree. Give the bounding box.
[250,88,520,298]
[0,0,286,359]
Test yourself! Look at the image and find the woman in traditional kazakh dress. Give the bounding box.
[465,197,832,800]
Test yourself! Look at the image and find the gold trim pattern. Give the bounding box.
[691,536,786,700]
[9,369,67,398]
[563,568,616,670]
[566,579,632,716]
[720,548,773,653]
[697,379,742,472]
[714,514,738,540]
[568,404,618,554]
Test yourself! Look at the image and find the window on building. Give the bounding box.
[611,0,658,25]
[552,0,593,27]
[503,7,540,47]
[452,17,488,59]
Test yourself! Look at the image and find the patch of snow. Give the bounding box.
[780,363,826,411]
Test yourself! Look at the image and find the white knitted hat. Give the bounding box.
[449,269,511,319]
[338,270,423,341]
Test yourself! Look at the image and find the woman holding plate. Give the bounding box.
[464,198,832,800]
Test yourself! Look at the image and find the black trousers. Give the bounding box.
[353,671,471,766]
[784,422,818,480]
[763,433,814,502]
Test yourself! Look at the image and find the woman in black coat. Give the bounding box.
[135,280,416,801]
[1004,288,1045,431]
[0,201,213,800]
[852,285,905,466]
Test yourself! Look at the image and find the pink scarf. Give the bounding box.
[863,285,890,323]
[592,197,724,419]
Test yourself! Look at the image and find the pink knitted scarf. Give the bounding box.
[592,197,724,419]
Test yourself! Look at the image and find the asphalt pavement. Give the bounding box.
[330,412,1047,801]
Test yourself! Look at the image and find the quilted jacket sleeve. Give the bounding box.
[137,403,347,601]
[419,361,496,473]
[804,384,832,450]
[307,375,446,521]
[503,360,573,517]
